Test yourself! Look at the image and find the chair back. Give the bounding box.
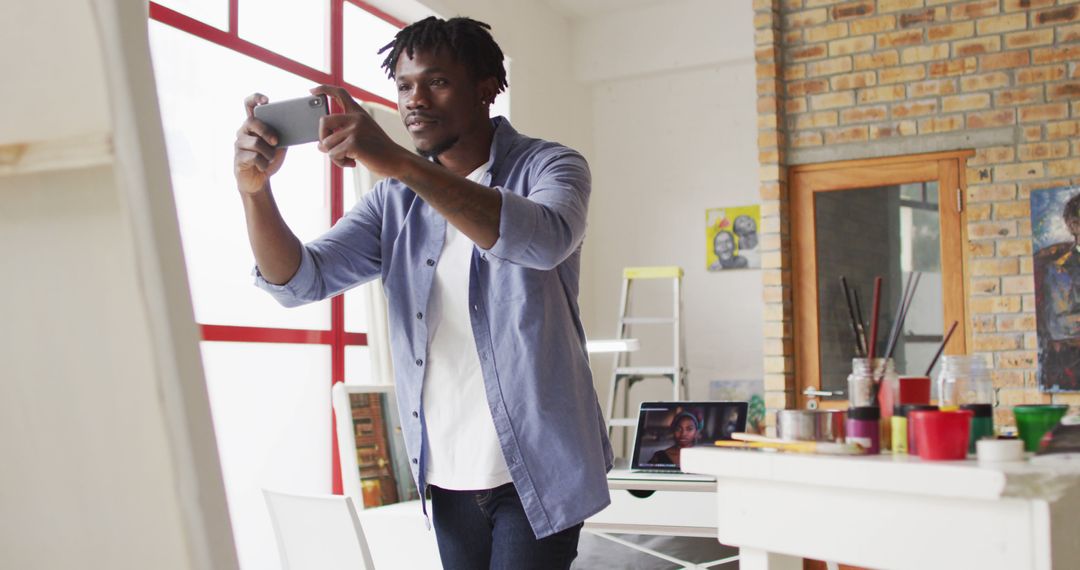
[263,488,375,570]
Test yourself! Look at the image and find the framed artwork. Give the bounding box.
[706,205,761,271]
[339,385,420,507]
[709,379,766,434]
[1030,185,1080,392]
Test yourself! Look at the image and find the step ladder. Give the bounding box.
[603,266,688,452]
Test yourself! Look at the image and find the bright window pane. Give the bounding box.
[343,3,399,102]
[153,0,228,31]
[345,345,374,384]
[200,342,332,570]
[239,0,328,71]
[343,167,373,332]
[150,21,331,329]
[344,285,371,333]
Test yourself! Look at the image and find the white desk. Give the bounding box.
[682,448,1080,570]
[584,470,737,568]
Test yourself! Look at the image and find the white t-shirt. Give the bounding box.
[422,161,512,490]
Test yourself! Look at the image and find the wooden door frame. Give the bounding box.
[790,150,974,410]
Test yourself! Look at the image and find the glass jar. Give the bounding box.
[845,406,881,454]
[847,358,897,408]
[936,355,993,409]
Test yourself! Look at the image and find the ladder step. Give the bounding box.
[621,317,677,324]
[586,338,641,353]
[608,418,638,427]
[623,266,684,279]
[615,366,678,377]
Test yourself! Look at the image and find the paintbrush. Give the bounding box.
[852,287,869,359]
[730,433,866,455]
[867,276,883,366]
[840,276,866,357]
[716,438,865,455]
[874,272,920,410]
[884,271,922,361]
[925,320,959,376]
[883,272,914,361]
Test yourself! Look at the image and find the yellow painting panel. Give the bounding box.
[706,205,761,271]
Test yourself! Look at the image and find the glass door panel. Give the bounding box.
[813,182,945,399]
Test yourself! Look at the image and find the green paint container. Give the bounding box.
[960,403,994,454]
[1013,405,1069,452]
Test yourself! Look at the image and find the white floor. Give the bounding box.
[574,534,739,570]
[358,501,739,569]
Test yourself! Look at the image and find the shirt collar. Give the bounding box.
[424,116,517,178]
[485,116,518,177]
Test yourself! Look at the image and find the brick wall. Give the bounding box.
[755,0,1080,429]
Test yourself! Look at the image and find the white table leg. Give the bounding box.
[738,547,802,570]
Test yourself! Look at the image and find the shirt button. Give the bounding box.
[473,304,479,312]
[416,312,423,319]
[412,458,418,464]
[426,259,435,266]
[412,411,419,418]
[415,359,423,366]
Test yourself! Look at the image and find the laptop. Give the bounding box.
[616,401,748,481]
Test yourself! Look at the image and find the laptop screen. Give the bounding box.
[630,401,749,471]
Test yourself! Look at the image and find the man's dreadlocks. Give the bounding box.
[378,16,508,94]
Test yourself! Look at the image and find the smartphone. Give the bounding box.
[252,94,328,147]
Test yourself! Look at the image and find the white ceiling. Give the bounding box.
[543,0,667,19]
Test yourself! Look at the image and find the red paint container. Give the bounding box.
[903,404,937,456]
[911,409,973,461]
[897,376,931,405]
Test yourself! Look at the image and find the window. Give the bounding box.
[148,2,409,568]
[790,151,972,410]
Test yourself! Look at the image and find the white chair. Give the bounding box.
[263,488,376,570]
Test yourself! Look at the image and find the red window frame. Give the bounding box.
[149,0,405,494]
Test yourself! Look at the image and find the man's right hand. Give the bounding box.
[234,93,288,195]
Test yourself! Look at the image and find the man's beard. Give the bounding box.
[417,135,460,159]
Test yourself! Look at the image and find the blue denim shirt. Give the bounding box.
[255,117,613,538]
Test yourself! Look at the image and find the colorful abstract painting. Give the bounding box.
[1031,185,1080,392]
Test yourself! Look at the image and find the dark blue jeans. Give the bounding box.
[429,483,583,570]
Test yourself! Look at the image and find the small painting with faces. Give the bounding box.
[1030,185,1080,392]
[706,205,761,271]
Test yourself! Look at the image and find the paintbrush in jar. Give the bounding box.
[840,276,866,357]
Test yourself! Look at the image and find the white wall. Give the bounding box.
[371,0,593,157]
[368,0,598,312]
[362,0,762,445]
[1,2,235,568]
[572,0,763,422]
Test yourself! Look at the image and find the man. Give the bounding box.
[732,214,759,268]
[233,16,612,569]
[708,230,747,270]
[1034,192,1080,391]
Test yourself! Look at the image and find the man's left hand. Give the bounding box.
[311,84,410,177]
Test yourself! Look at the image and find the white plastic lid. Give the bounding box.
[976,439,1024,464]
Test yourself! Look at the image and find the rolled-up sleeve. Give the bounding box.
[253,246,321,308]
[252,183,387,306]
[483,149,590,270]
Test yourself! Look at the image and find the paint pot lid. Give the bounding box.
[960,403,993,417]
[847,406,880,421]
[976,438,1024,463]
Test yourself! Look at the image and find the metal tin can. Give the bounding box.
[776,409,847,442]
